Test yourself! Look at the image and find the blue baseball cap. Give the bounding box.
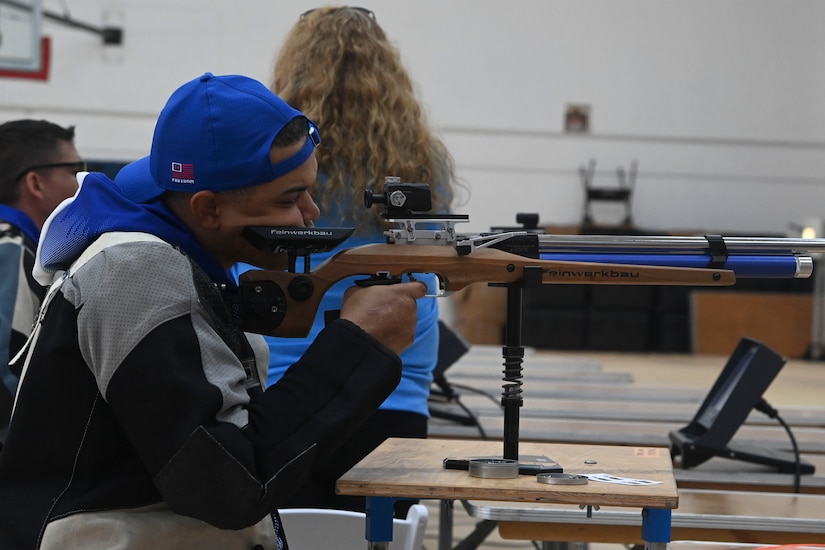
[115,72,320,203]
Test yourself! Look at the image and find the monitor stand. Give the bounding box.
[670,430,815,474]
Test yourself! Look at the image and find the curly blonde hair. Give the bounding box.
[272,6,459,230]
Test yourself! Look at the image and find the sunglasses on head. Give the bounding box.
[300,6,375,20]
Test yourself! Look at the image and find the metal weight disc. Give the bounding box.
[468,458,520,479]
[537,473,589,485]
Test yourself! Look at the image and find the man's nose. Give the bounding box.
[301,194,321,226]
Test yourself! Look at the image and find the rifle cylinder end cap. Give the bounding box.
[468,458,519,479]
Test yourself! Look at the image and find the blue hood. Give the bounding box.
[35,172,230,286]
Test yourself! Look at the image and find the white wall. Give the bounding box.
[2,0,824,235]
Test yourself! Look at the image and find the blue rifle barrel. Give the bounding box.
[538,253,812,279]
[535,234,825,255]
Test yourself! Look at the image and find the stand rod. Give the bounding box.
[501,283,524,460]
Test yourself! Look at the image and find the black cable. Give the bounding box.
[448,382,503,409]
[453,397,488,440]
[429,383,489,439]
[754,398,802,493]
[445,382,517,441]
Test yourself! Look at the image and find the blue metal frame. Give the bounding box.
[642,507,673,543]
[365,496,395,543]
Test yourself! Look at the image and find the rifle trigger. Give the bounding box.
[427,275,446,298]
[354,272,403,287]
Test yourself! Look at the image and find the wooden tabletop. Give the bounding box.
[337,438,678,509]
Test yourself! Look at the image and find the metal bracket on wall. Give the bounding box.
[0,0,122,44]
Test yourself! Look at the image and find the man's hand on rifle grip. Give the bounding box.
[340,281,428,355]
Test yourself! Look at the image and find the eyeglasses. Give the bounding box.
[300,6,375,20]
[12,161,87,182]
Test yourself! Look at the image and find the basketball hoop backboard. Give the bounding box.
[0,0,42,71]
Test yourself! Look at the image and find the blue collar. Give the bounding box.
[38,172,232,287]
[0,204,39,242]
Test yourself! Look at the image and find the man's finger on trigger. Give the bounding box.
[402,280,428,298]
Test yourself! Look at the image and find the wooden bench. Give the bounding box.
[431,347,825,451]
[429,414,825,455]
[673,455,825,495]
[438,347,825,426]
[445,395,825,427]
[464,489,825,545]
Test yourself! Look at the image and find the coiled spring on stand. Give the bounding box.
[500,345,524,407]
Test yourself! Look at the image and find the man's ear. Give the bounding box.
[20,171,46,201]
[189,191,222,229]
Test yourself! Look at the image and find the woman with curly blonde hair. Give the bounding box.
[231,5,463,515]
[272,5,457,230]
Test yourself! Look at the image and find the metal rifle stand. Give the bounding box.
[440,267,544,550]
[502,265,543,459]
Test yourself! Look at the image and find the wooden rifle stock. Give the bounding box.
[238,243,735,338]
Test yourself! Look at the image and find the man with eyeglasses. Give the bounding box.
[0,119,84,444]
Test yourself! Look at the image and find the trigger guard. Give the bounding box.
[354,276,402,287]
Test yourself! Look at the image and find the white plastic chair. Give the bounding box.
[279,504,428,550]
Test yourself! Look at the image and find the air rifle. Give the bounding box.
[235,178,773,338]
